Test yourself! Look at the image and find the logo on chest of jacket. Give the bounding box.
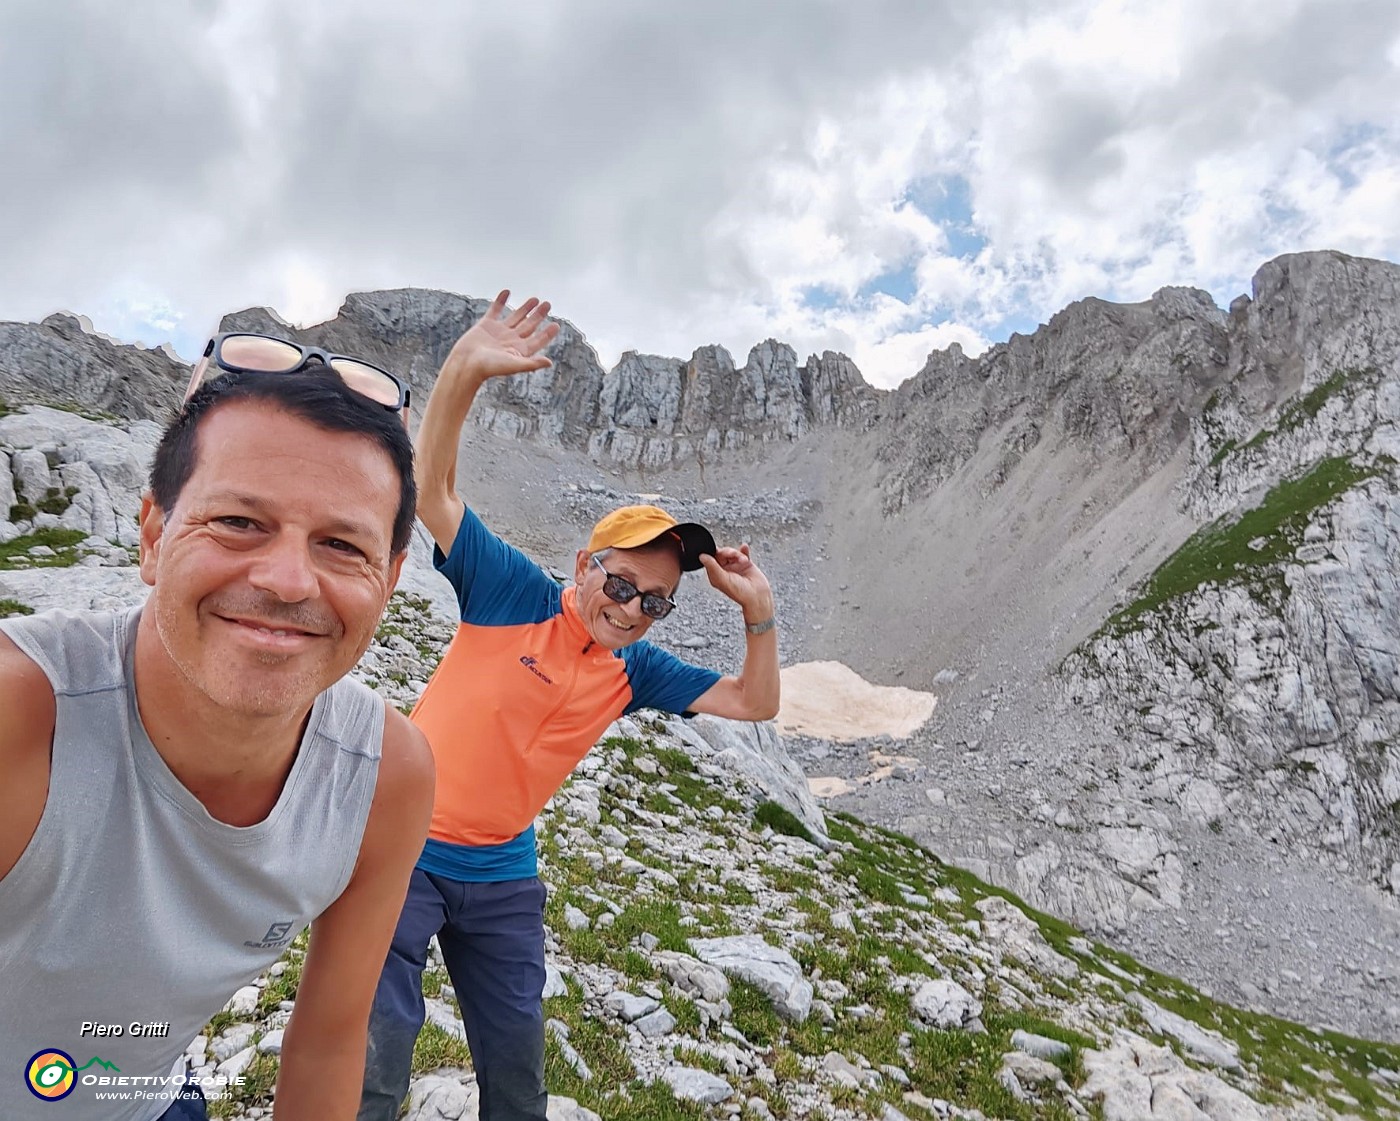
[519,655,554,684]
[243,920,296,949]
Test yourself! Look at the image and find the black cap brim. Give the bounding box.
[646,522,716,571]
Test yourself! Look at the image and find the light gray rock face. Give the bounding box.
[876,285,1230,513]
[673,714,830,845]
[688,933,813,1022]
[405,1072,478,1121]
[603,991,659,1022]
[0,406,161,551]
[542,963,569,1000]
[663,1066,732,1104]
[974,895,1079,979]
[653,950,731,1003]
[1081,1031,1265,1121]
[910,978,982,1030]
[0,312,185,421]
[1011,1029,1072,1061]
[1129,993,1241,1069]
[904,796,1187,938]
[1065,252,1400,891]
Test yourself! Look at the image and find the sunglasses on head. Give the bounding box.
[592,554,677,620]
[184,333,410,413]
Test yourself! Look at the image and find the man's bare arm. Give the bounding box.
[0,633,56,881]
[688,545,781,722]
[272,708,435,1120]
[417,291,559,553]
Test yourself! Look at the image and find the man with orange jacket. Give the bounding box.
[358,293,781,1121]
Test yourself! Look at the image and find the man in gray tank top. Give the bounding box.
[0,353,436,1121]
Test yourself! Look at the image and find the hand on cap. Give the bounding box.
[700,545,774,620]
[443,290,561,384]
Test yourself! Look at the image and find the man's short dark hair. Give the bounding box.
[149,370,417,554]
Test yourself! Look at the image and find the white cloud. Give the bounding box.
[0,0,1397,392]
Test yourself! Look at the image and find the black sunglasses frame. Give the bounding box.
[591,554,677,620]
[188,333,410,413]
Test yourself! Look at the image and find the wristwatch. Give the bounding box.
[744,616,777,636]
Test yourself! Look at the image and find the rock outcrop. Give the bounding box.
[1064,252,1400,892]
[875,285,1230,513]
[0,312,185,421]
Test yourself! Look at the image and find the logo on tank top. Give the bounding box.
[519,655,554,684]
[243,920,296,949]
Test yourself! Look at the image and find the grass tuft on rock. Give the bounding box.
[1103,455,1382,633]
[754,799,816,843]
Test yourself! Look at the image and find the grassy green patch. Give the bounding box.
[421,968,447,999]
[255,960,302,1016]
[907,1023,1081,1120]
[728,978,785,1046]
[1104,456,1382,632]
[1212,368,1375,467]
[1207,438,1237,467]
[412,1021,473,1075]
[202,1009,236,1038]
[0,527,88,568]
[754,799,818,844]
[0,598,33,617]
[611,736,747,816]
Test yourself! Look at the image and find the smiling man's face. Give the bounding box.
[572,544,681,650]
[138,399,404,717]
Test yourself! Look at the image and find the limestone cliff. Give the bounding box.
[1062,252,1400,893]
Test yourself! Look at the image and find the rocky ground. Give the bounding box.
[795,675,1400,1047]
[182,689,1400,1121]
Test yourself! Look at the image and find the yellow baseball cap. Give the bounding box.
[587,505,717,572]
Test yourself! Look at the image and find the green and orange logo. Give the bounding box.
[25,1050,120,1102]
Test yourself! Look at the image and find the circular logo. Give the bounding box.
[26,1049,77,1101]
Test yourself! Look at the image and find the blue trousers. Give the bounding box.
[357,869,548,1121]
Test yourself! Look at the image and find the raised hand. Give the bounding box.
[443,290,561,384]
[699,545,775,622]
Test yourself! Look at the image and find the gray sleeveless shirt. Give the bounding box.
[0,605,383,1121]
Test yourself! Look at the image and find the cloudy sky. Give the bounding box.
[3,0,1398,388]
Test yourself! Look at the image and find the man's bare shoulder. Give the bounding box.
[340,705,434,885]
[368,707,435,827]
[0,629,58,880]
[0,630,56,747]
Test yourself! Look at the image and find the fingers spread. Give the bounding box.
[505,297,539,329]
[525,321,561,356]
[488,290,510,318]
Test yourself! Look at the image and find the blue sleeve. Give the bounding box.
[621,641,723,716]
[434,506,561,625]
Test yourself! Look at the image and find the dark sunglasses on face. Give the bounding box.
[592,554,677,620]
[184,333,410,413]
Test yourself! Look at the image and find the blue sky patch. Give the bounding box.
[905,175,987,260]
[858,263,919,303]
[797,284,844,311]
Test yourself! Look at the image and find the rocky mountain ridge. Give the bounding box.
[218,290,880,471]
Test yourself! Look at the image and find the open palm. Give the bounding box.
[446,289,561,381]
